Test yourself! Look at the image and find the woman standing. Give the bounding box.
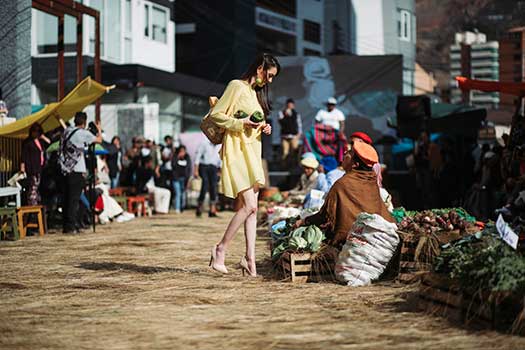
[172,145,191,213]
[21,123,50,205]
[208,53,280,276]
[107,136,123,189]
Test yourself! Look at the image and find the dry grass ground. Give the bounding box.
[1,211,524,350]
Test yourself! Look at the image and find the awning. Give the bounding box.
[0,76,114,139]
[456,76,525,97]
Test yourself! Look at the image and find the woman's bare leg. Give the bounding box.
[243,187,258,274]
[215,187,258,266]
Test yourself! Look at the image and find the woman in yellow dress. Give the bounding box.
[209,53,280,277]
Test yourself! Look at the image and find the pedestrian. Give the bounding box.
[106,136,123,189]
[59,112,102,233]
[136,156,171,214]
[172,145,191,213]
[278,98,302,166]
[314,97,346,133]
[21,122,50,205]
[194,138,221,218]
[161,135,174,188]
[207,53,280,277]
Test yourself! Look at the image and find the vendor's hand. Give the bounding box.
[293,219,305,229]
[242,118,260,129]
[262,123,272,135]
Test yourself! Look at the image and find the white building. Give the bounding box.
[30,0,225,146]
[31,0,175,74]
[450,31,499,109]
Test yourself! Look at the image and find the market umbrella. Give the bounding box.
[46,141,108,155]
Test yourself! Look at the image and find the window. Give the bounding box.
[144,3,167,43]
[303,20,320,44]
[144,4,150,37]
[398,10,411,41]
[106,0,121,61]
[303,48,321,56]
[125,0,132,34]
[514,54,522,61]
[152,6,167,43]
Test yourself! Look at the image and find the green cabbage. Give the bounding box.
[289,236,308,250]
[272,242,287,260]
[304,225,324,252]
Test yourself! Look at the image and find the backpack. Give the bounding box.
[58,127,83,174]
[200,96,224,144]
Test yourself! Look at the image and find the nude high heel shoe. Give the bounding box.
[209,245,228,274]
[239,256,256,277]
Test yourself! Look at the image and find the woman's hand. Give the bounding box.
[262,123,272,135]
[242,118,260,129]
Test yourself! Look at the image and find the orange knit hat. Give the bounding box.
[353,141,378,167]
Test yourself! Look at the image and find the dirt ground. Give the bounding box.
[1,212,524,350]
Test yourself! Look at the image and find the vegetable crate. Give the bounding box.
[397,232,432,283]
[418,273,525,334]
[280,252,313,283]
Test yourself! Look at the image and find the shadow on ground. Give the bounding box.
[75,262,199,274]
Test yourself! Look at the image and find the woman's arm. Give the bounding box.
[208,80,245,132]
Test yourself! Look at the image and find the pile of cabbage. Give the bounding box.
[271,219,325,260]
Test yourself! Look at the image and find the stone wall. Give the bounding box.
[0,0,32,119]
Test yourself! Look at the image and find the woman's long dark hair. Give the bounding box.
[241,53,280,116]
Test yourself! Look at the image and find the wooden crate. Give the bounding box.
[418,272,525,334]
[281,252,312,283]
[396,232,432,283]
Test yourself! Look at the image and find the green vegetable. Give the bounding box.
[289,236,308,250]
[304,225,324,252]
[291,226,307,238]
[272,242,287,260]
[269,192,283,203]
[250,111,264,123]
[234,110,249,119]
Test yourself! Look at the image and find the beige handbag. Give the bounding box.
[200,96,224,145]
[189,176,202,192]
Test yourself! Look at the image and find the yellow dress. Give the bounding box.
[209,79,265,199]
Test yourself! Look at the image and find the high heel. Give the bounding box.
[239,256,256,277]
[210,245,228,274]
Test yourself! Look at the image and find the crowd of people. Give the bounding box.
[14,110,226,235]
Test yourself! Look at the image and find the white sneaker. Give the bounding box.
[122,212,135,219]
[115,215,127,223]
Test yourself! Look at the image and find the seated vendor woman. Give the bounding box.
[288,157,320,196]
[294,142,394,248]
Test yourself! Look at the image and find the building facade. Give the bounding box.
[450,31,499,109]
[27,0,228,145]
[0,0,32,120]
[499,27,525,110]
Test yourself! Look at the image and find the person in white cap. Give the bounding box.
[314,97,345,133]
[288,157,320,196]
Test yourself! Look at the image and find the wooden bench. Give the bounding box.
[0,207,19,240]
[17,205,47,239]
[109,187,131,197]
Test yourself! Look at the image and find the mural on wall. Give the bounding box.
[270,55,403,144]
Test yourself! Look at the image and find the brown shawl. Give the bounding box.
[305,170,394,246]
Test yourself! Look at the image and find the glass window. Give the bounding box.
[125,0,132,34]
[89,0,104,56]
[106,0,121,61]
[398,10,411,41]
[152,6,167,43]
[35,10,58,54]
[144,4,150,37]
[303,20,321,44]
[303,48,321,56]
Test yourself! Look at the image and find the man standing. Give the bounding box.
[60,112,102,233]
[278,98,302,166]
[194,138,221,217]
[314,97,346,133]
